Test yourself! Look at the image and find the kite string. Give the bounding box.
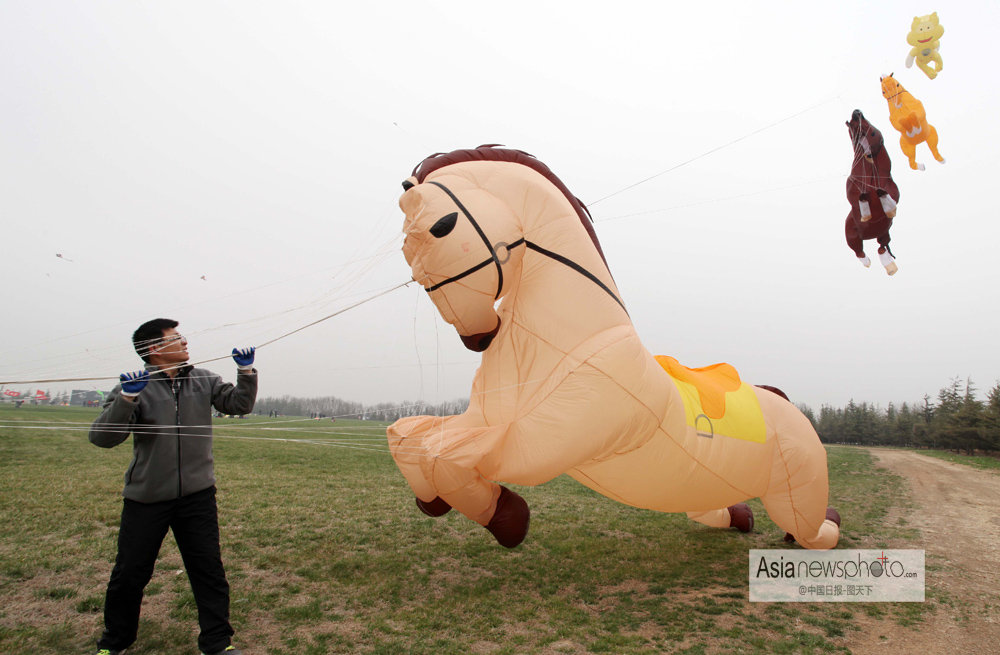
[1,371,561,441]
[587,52,901,209]
[0,279,414,385]
[586,97,836,207]
[0,424,418,455]
[3,61,897,394]
[0,239,404,360]
[0,243,404,383]
[254,279,412,350]
[596,173,847,223]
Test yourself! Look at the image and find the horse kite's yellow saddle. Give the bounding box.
[655,356,767,444]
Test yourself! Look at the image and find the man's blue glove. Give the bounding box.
[232,347,256,371]
[119,370,150,397]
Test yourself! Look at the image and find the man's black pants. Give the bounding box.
[97,486,233,654]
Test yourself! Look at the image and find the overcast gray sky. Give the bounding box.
[2,1,997,413]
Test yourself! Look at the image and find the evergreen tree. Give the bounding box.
[933,378,974,452]
[984,381,1000,452]
[949,379,988,454]
[796,403,817,429]
[892,402,916,447]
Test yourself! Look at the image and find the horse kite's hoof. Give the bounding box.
[727,503,755,533]
[879,250,897,276]
[784,507,841,543]
[415,495,452,517]
[485,486,530,548]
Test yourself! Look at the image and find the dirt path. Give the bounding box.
[846,449,1000,655]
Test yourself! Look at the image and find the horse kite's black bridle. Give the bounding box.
[416,180,627,314]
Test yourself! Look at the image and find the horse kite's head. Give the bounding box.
[880,73,904,104]
[398,145,610,352]
[846,109,882,160]
[399,150,528,352]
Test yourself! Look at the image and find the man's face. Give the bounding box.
[148,328,189,367]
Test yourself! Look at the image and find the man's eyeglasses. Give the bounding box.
[157,335,187,347]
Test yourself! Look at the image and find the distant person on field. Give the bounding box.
[89,318,257,655]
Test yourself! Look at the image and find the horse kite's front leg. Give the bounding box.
[858,193,872,223]
[389,411,542,547]
[878,191,897,218]
[388,344,662,547]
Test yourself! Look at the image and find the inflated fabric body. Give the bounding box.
[881,74,945,171]
[387,146,840,550]
[844,109,901,275]
[905,13,944,80]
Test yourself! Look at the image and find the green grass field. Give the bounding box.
[917,449,1000,472]
[0,406,941,654]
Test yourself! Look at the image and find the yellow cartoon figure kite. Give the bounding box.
[905,12,944,80]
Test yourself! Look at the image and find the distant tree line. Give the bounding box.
[254,395,470,422]
[808,378,1000,455]
[255,377,1000,456]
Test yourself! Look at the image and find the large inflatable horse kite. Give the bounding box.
[387,146,841,550]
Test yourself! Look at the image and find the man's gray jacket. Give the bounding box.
[89,364,258,503]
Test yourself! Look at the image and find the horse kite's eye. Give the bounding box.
[430,212,459,238]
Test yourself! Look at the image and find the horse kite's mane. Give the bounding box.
[411,144,610,268]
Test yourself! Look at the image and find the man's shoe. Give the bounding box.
[203,646,241,655]
[96,650,123,655]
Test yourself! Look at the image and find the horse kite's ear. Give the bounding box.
[399,177,423,217]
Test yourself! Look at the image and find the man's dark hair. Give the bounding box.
[133,318,179,363]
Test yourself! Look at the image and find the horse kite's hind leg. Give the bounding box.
[755,389,841,550]
[900,136,924,171]
[685,385,787,535]
[926,124,945,164]
[845,215,870,267]
[877,236,897,276]
[687,503,755,533]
